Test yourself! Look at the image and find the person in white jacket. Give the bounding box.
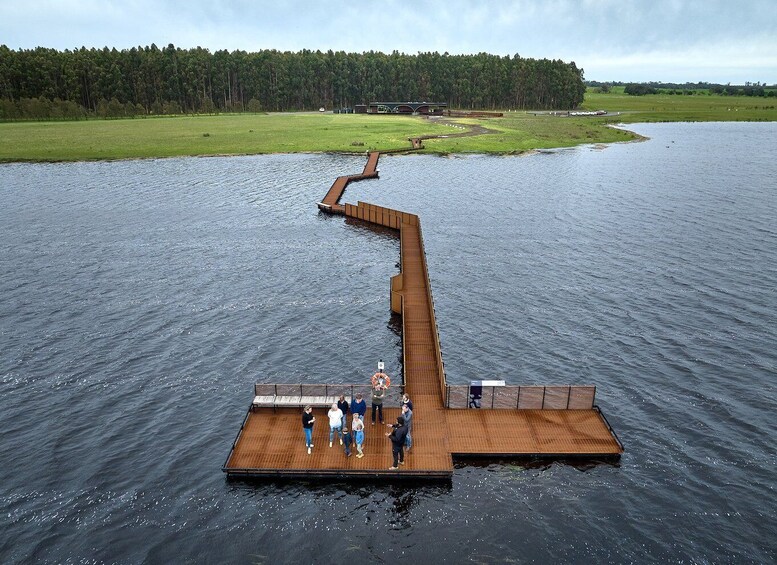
[328,403,344,447]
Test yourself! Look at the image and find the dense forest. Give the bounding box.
[0,45,586,120]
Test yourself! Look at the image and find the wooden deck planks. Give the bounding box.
[444,409,623,455]
[227,407,452,477]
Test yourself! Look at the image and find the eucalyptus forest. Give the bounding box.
[0,44,586,119]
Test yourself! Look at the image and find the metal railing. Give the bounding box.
[445,384,597,410]
[253,382,403,404]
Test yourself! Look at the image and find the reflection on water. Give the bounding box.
[1,123,776,563]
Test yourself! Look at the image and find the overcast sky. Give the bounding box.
[2,0,776,84]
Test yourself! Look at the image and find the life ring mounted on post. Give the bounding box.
[371,372,391,389]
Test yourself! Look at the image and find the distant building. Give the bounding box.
[368,102,447,115]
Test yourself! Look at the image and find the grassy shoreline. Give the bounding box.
[1,91,775,163]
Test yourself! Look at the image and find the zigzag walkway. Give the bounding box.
[224,142,623,481]
[318,151,380,213]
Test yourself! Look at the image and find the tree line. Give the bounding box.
[587,80,776,97]
[623,83,775,97]
[0,44,586,120]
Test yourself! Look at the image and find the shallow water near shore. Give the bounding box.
[1,122,776,563]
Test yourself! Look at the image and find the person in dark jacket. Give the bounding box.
[386,415,408,469]
[337,394,349,426]
[401,403,413,452]
[302,405,315,455]
[350,393,367,421]
[371,386,385,425]
[342,427,353,457]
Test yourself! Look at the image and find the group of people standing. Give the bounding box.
[302,386,414,471]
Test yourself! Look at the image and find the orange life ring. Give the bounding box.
[371,372,391,388]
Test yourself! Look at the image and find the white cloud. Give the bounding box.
[577,34,777,82]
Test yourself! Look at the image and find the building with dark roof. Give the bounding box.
[368,101,447,115]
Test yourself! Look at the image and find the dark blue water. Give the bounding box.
[1,123,775,563]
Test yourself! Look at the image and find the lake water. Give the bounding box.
[1,122,775,563]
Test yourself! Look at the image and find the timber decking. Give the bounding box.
[444,408,622,455]
[317,151,380,213]
[226,407,452,479]
[224,150,623,481]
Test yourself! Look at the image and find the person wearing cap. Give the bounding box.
[386,415,408,470]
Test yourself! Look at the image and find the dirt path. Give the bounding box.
[410,118,499,148]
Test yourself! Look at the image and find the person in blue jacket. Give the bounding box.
[350,392,367,421]
[353,413,365,458]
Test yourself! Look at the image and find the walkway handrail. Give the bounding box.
[254,382,403,403]
[445,384,597,409]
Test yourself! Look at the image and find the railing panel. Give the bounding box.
[446,385,470,409]
[255,383,276,396]
[481,386,496,409]
[300,384,327,397]
[568,386,596,409]
[543,386,571,409]
[494,386,520,409]
[518,386,545,409]
[275,383,301,397]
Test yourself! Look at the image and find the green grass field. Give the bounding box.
[0,113,451,162]
[582,87,777,122]
[1,90,775,162]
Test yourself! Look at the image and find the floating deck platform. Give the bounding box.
[224,150,623,481]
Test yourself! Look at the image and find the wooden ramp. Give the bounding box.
[224,151,623,481]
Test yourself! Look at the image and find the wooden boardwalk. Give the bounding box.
[317,151,380,213]
[224,150,623,480]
